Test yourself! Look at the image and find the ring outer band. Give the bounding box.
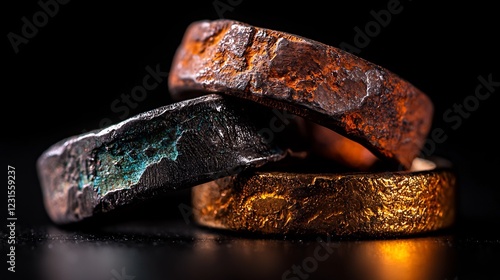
[192,157,456,237]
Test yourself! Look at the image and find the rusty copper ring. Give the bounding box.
[168,19,433,169]
[191,157,456,237]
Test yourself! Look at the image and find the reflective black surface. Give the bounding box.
[3,215,500,280]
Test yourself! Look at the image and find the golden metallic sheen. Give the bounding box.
[192,158,456,237]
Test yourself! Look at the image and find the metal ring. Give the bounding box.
[168,19,433,169]
[192,157,456,237]
[37,94,285,224]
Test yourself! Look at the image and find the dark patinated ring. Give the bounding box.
[37,94,285,224]
[168,19,433,169]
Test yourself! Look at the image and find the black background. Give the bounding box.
[2,0,500,279]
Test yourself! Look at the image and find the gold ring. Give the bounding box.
[192,157,456,237]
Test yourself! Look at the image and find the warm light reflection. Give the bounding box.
[353,237,452,280]
[307,122,379,170]
[39,225,455,280]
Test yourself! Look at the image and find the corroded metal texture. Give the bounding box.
[192,158,456,237]
[37,94,285,224]
[168,19,434,169]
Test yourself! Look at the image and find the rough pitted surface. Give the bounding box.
[37,94,285,224]
[168,19,434,169]
[192,159,456,237]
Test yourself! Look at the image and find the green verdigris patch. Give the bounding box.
[91,121,183,195]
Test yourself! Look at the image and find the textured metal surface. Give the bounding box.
[37,94,285,224]
[168,19,434,169]
[192,158,456,237]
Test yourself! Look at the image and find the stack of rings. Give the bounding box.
[37,19,456,237]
